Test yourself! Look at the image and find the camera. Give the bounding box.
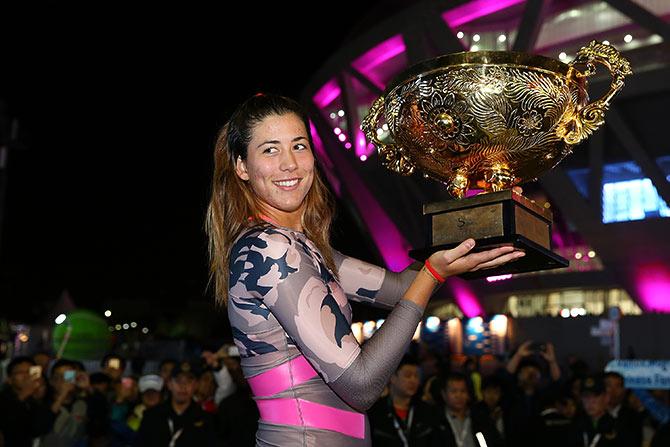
[29,365,42,379]
[63,369,76,383]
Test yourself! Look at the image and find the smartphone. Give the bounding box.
[529,342,547,353]
[29,365,42,379]
[227,345,240,357]
[63,369,76,383]
[108,358,121,370]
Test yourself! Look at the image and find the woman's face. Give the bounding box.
[236,113,314,222]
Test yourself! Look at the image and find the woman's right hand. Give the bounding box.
[427,238,525,279]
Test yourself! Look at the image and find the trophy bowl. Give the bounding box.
[362,41,631,278]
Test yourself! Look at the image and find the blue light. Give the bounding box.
[466,316,484,333]
[425,316,440,332]
[603,178,670,223]
[567,157,670,224]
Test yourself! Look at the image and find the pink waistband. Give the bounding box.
[256,397,366,439]
[247,355,318,397]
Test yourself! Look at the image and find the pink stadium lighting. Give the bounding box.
[311,125,411,270]
[355,130,371,158]
[551,230,566,249]
[313,78,341,108]
[344,142,352,149]
[442,0,525,28]
[334,127,342,135]
[635,263,670,313]
[351,34,406,90]
[448,278,484,317]
[347,180,412,271]
[309,121,341,196]
[338,133,347,142]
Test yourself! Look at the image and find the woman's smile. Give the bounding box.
[272,178,302,190]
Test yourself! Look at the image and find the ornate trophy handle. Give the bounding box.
[559,41,632,145]
[361,96,415,175]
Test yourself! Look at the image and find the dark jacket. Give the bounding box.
[368,396,440,447]
[134,400,217,446]
[574,412,626,447]
[0,386,55,447]
[215,386,259,447]
[471,401,508,444]
[651,422,670,447]
[434,408,504,447]
[610,405,643,447]
[531,408,578,447]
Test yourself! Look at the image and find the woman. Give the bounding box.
[206,93,523,446]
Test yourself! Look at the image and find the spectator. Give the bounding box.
[421,375,439,406]
[109,375,139,444]
[629,388,670,445]
[575,374,624,447]
[434,372,503,447]
[504,341,561,447]
[135,361,217,446]
[195,370,217,414]
[110,375,138,426]
[531,387,578,447]
[86,372,113,444]
[33,351,52,373]
[604,371,643,446]
[0,356,54,447]
[557,392,578,420]
[101,354,126,382]
[200,345,237,406]
[159,359,177,386]
[464,357,482,401]
[90,371,112,395]
[127,374,164,431]
[39,359,88,447]
[158,358,177,401]
[471,376,507,442]
[368,355,439,447]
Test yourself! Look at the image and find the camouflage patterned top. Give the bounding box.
[228,224,423,446]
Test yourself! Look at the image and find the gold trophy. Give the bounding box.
[362,41,631,279]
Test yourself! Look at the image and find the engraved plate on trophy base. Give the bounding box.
[408,190,568,279]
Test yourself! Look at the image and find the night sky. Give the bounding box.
[0,3,396,320]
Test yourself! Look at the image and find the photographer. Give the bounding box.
[503,340,562,447]
[39,359,88,447]
[0,356,54,447]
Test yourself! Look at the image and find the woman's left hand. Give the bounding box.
[427,239,525,278]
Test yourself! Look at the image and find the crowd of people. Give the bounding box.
[1,339,669,446]
[371,341,670,447]
[0,347,258,446]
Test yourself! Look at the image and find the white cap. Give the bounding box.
[138,374,164,393]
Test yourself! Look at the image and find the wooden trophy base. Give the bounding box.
[408,190,569,279]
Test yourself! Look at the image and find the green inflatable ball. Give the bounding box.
[52,310,112,360]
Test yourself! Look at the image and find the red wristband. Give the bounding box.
[424,259,446,283]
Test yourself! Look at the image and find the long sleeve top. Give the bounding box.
[228,225,423,446]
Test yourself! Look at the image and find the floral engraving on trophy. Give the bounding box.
[362,41,631,197]
[515,109,544,136]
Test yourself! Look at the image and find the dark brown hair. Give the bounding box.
[205,94,336,305]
